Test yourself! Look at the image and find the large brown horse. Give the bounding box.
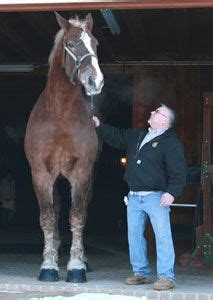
[24,12,104,283]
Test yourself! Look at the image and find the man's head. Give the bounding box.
[148,104,176,129]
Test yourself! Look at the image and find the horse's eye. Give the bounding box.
[68,42,75,48]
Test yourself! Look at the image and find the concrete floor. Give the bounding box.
[0,227,212,300]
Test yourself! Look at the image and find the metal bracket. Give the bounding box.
[203,164,213,184]
[203,164,213,174]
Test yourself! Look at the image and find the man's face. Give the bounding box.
[148,106,170,129]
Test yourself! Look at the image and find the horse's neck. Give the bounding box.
[46,71,81,100]
[45,45,82,107]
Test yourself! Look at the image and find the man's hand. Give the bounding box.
[160,192,174,206]
[92,116,100,128]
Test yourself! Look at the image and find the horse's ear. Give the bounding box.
[85,13,93,32]
[55,12,70,32]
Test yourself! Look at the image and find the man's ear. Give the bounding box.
[85,13,93,32]
[163,119,170,127]
[55,12,70,32]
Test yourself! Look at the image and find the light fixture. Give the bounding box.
[0,64,34,73]
[100,9,121,35]
[120,157,127,167]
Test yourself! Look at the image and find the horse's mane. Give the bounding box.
[48,29,64,73]
[48,16,87,75]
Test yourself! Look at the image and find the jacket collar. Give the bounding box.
[141,127,176,143]
[148,127,168,135]
[151,127,176,141]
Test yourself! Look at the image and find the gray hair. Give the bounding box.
[160,103,176,127]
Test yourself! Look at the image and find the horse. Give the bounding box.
[24,12,104,283]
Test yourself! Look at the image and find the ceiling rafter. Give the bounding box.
[1,8,213,67]
[121,10,150,60]
[1,1,213,12]
[18,12,56,44]
[173,9,191,59]
[0,32,27,61]
[94,25,117,63]
[0,13,35,59]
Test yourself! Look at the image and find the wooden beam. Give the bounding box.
[94,26,117,62]
[121,10,149,59]
[202,92,213,236]
[0,13,37,59]
[1,1,213,12]
[173,9,191,59]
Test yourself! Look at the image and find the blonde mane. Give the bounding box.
[48,29,64,74]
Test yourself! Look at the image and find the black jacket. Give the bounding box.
[96,124,187,199]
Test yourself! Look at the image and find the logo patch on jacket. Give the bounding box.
[152,142,158,148]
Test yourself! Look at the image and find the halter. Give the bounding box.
[64,39,97,85]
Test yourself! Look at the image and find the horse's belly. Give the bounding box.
[25,123,98,175]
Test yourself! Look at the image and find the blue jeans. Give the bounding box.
[127,192,175,282]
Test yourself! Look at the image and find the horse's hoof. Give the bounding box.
[85,262,92,272]
[66,269,87,283]
[38,269,59,282]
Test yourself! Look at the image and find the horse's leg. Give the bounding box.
[53,183,62,257]
[66,170,92,283]
[82,185,93,272]
[32,171,60,282]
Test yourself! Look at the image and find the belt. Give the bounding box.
[129,191,153,196]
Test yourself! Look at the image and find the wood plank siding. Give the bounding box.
[131,66,203,255]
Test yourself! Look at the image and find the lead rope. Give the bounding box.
[90,95,94,116]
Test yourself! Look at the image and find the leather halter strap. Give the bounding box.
[64,43,97,85]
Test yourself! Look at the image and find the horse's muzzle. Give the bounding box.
[84,77,104,96]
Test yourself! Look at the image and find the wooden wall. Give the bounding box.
[132,66,202,164]
[131,65,203,256]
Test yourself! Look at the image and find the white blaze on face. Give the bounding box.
[80,31,103,88]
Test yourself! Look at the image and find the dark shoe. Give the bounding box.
[153,278,176,290]
[125,273,152,285]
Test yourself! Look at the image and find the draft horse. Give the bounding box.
[24,12,104,283]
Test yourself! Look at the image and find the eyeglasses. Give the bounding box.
[154,109,169,119]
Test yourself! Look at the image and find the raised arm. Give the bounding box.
[92,116,132,150]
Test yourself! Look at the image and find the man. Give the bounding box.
[92,104,186,290]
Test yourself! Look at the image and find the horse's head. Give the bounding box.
[55,12,104,96]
